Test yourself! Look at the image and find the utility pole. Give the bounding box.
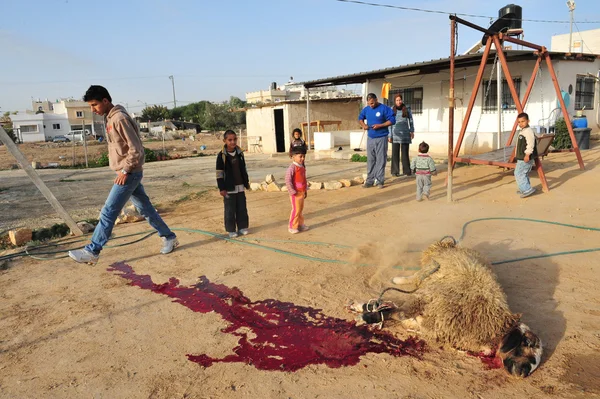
[169,75,177,108]
[83,116,88,168]
[567,1,576,53]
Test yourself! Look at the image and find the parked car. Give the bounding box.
[65,129,91,141]
[52,135,70,143]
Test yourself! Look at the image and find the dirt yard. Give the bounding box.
[0,145,599,398]
[0,134,225,170]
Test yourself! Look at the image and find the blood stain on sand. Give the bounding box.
[107,261,425,372]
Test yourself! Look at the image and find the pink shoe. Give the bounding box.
[288,228,299,234]
[299,225,309,232]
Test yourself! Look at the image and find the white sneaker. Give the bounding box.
[288,228,299,234]
[160,236,179,254]
[228,232,239,238]
[238,228,249,236]
[68,248,99,265]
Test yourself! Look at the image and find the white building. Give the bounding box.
[11,98,104,142]
[551,28,600,55]
[299,50,600,155]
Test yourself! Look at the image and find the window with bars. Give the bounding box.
[482,78,521,112]
[575,75,595,110]
[386,87,423,114]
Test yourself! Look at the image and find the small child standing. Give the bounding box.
[216,130,250,238]
[514,112,538,198]
[411,141,437,201]
[289,128,307,157]
[285,146,309,234]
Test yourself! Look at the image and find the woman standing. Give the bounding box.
[388,94,415,177]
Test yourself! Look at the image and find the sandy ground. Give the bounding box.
[1,145,599,398]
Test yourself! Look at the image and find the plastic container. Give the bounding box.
[573,116,588,129]
[573,127,591,150]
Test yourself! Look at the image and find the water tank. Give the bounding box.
[270,82,277,90]
[499,4,522,30]
[573,116,588,129]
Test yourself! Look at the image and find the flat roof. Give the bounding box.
[299,50,598,88]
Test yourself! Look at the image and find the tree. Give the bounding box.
[0,112,17,143]
[141,105,171,122]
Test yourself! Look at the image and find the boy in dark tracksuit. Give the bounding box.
[514,112,538,198]
[216,130,250,238]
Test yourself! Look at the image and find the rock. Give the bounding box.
[265,174,276,184]
[266,182,281,192]
[324,181,343,190]
[362,173,368,180]
[280,185,289,192]
[308,181,323,190]
[76,221,95,234]
[351,176,365,185]
[250,182,262,191]
[9,229,32,246]
[339,179,352,188]
[260,182,268,191]
[191,149,198,154]
[115,205,146,225]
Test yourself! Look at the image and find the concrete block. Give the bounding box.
[9,229,32,246]
[324,181,343,190]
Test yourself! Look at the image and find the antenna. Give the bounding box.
[567,0,576,53]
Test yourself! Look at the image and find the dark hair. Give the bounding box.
[517,112,529,120]
[292,128,302,137]
[223,129,237,139]
[291,145,307,155]
[393,94,408,118]
[366,93,378,101]
[419,141,429,154]
[83,85,112,102]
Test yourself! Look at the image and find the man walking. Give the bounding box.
[69,85,178,265]
[358,93,395,188]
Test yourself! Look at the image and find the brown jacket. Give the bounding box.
[105,105,144,173]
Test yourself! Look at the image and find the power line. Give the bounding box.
[334,0,600,24]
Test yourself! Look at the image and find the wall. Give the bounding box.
[11,112,70,142]
[246,107,277,153]
[365,57,600,155]
[551,29,600,54]
[555,59,600,130]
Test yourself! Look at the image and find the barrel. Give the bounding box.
[572,116,588,129]
[573,127,591,150]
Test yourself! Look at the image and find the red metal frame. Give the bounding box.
[448,16,585,194]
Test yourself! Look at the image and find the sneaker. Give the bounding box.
[362,183,373,188]
[520,188,536,198]
[68,248,99,265]
[238,228,249,236]
[160,236,179,254]
[228,232,239,238]
[299,225,309,232]
[416,198,423,202]
[288,228,299,234]
[377,184,384,189]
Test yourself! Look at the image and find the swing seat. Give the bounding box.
[536,133,555,158]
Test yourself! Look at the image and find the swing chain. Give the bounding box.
[470,52,500,154]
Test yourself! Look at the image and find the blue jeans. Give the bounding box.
[514,159,534,193]
[85,171,176,255]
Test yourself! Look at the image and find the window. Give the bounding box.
[386,87,423,114]
[575,75,595,110]
[76,111,84,118]
[20,125,38,133]
[482,78,521,112]
[53,123,61,130]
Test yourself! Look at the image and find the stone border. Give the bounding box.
[249,175,365,192]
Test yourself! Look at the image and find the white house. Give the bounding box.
[11,111,69,143]
[551,28,600,55]
[299,50,600,155]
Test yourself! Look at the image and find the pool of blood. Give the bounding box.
[467,351,503,370]
[108,262,425,372]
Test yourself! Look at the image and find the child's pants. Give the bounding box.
[416,174,432,200]
[514,159,534,193]
[224,192,249,233]
[289,193,305,230]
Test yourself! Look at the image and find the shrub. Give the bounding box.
[144,147,157,162]
[350,154,368,162]
[553,118,572,150]
[96,152,109,167]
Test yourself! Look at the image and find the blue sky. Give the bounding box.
[1,0,599,112]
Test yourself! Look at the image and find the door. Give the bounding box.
[274,109,285,153]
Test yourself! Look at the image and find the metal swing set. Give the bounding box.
[447,15,585,194]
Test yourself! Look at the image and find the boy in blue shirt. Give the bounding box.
[358,93,396,188]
